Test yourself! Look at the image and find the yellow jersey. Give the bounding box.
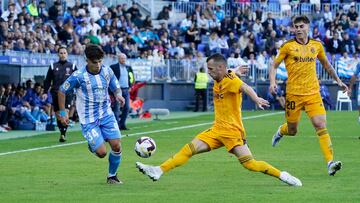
[274,38,326,95]
[212,70,245,137]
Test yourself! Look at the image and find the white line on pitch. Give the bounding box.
[0,112,283,157]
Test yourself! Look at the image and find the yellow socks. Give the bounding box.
[239,155,281,178]
[160,143,195,172]
[279,123,288,136]
[317,128,333,163]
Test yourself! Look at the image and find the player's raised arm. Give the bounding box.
[318,46,348,93]
[240,82,270,110]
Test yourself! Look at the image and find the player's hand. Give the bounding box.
[58,110,69,126]
[256,97,270,110]
[337,81,349,93]
[235,65,249,76]
[269,83,278,95]
[59,116,69,126]
[347,88,352,97]
[116,95,125,107]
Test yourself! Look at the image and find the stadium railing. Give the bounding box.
[0,51,339,83]
[171,1,360,19]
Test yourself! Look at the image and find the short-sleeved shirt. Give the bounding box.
[212,70,245,137]
[274,38,326,95]
[59,65,120,124]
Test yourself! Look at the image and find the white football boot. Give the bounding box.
[328,161,342,176]
[279,171,302,186]
[272,126,283,147]
[136,162,163,181]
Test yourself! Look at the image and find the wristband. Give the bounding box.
[59,110,66,117]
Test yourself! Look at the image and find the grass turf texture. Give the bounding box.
[0,111,359,203]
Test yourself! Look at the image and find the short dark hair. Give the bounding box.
[206,53,227,66]
[85,44,105,60]
[57,45,67,53]
[293,15,310,25]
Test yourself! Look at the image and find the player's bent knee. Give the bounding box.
[111,145,121,153]
[287,128,297,136]
[313,122,326,130]
[96,152,107,158]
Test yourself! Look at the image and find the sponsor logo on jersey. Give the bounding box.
[294,56,316,62]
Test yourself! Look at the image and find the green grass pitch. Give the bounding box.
[0,111,359,203]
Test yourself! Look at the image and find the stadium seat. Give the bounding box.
[148,108,170,120]
[335,90,352,111]
[197,43,206,53]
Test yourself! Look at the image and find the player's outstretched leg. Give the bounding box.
[136,143,196,181]
[328,161,342,176]
[239,155,302,186]
[136,162,163,181]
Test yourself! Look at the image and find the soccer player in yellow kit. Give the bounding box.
[136,53,302,186]
[269,15,348,176]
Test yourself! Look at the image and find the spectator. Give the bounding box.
[203,3,214,20]
[197,14,209,35]
[347,5,358,22]
[262,12,276,31]
[88,1,101,22]
[110,53,134,130]
[323,4,333,28]
[342,32,356,54]
[214,6,225,22]
[209,32,220,54]
[38,1,49,22]
[267,84,285,109]
[327,32,343,54]
[1,3,17,22]
[193,67,208,112]
[87,17,101,35]
[0,85,9,132]
[265,31,277,55]
[157,6,169,21]
[127,2,141,21]
[48,2,62,21]
[320,82,332,110]
[218,34,229,56]
[252,18,264,36]
[185,24,199,44]
[26,0,38,17]
[180,14,192,33]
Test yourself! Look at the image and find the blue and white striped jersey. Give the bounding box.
[59,65,120,124]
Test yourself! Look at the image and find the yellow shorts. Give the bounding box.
[285,93,326,123]
[195,128,246,152]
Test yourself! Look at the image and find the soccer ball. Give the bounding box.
[135,136,156,158]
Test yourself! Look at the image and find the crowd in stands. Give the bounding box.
[1,0,360,133]
[0,0,359,66]
[0,80,54,133]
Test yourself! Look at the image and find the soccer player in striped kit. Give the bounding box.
[58,44,125,184]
